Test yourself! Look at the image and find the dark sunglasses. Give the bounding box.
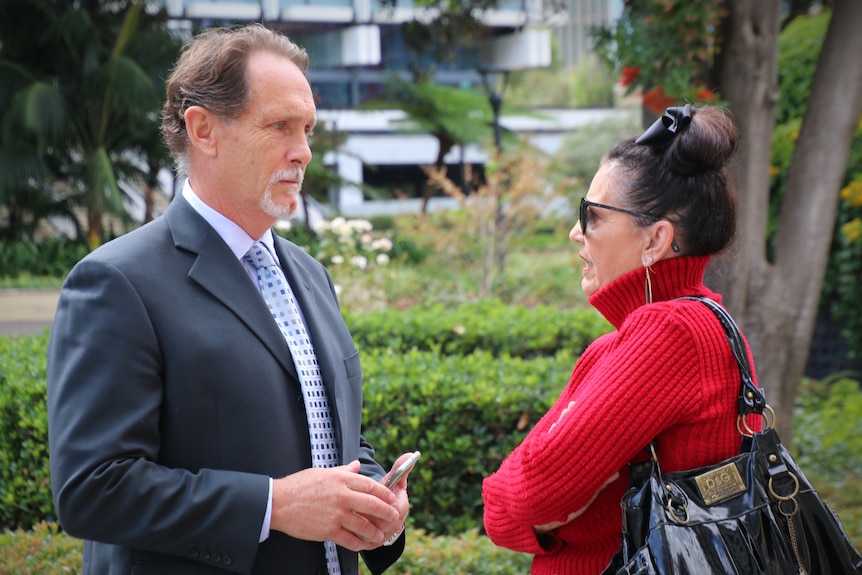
[579,197,660,234]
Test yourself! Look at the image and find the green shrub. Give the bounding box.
[0,522,528,575]
[793,376,862,551]
[794,375,862,480]
[0,240,89,280]
[0,334,54,531]
[0,522,81,575]
[345,298,611,358]
[776,10,830,125]
[361,348,574,534]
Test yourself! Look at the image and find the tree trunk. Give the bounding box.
[715,0,862,443]
[709,0,781,314]
[711,0,783,430]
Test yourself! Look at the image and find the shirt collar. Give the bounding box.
[181,179,276,262]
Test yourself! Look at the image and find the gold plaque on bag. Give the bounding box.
[694,462,747,505]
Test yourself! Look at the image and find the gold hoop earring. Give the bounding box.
[644,265,653,304]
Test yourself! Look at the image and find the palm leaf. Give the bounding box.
[0,150,53,199]
[0,60,38,108]
[85,146,123,215]
[2,82,69,152]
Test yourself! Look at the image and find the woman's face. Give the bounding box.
[570,162,653,298]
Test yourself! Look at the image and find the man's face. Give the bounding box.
[216,50,316,230]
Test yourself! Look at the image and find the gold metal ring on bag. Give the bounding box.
[737,404,776,436]
[666,496,690,525]
[769,472,800,501]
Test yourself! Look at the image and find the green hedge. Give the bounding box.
[345,298,611,358]
[0,334,54,530]
[0,301,602,533]
[0,240,89,279]
[361,348,573,534]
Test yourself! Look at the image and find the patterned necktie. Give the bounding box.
[243,241,342,575]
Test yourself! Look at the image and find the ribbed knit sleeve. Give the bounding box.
[483,308,701,522]
[482,258,753,574]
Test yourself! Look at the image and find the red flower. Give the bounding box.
[642,86,676,114]
[696,87,716,101]
[620,66,640,87]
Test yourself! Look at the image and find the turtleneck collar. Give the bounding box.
[588,255,720,330]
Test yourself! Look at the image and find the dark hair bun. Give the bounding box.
[665,107,738,175]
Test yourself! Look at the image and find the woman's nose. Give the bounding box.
[570,221,584,242]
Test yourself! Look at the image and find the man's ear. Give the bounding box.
[643,220,678,265]
[184,106,219,157]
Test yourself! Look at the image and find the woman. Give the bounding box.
[482,104,761,574]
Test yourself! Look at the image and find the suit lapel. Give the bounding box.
[165,197,298,378]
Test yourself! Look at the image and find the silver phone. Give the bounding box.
[380,451,421,489]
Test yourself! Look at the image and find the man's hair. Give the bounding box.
[160,24,309,176]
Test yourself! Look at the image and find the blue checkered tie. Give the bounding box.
[244,241,342,575]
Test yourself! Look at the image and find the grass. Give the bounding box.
[0,274,64,290]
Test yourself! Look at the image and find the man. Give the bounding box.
[47,24,411,575]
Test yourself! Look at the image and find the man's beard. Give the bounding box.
[261,168,304,219]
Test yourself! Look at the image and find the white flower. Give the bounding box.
[371,237,393,252]
[350,219,373,233]
[330,217,348,237]
[275,219,292,232]
[350,255,368,270]
[331,255,344,265]
[375,253,390,266]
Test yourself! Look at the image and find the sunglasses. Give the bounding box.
[579,197,660,234]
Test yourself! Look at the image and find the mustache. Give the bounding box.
[269,168,304,188]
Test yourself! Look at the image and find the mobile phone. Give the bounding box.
[381,451,421,489]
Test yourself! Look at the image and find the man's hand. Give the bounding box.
[270,460,402,551]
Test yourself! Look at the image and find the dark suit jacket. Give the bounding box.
[47,195,404,575]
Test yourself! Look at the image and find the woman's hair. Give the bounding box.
[160,24,309,177]
[604,106,739,256]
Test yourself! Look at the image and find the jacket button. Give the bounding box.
[200,550,210,560]
[212,553,221,563]
[222,556,233,566]
[190,549,199,558]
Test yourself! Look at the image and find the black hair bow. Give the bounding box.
[635,103,694,146]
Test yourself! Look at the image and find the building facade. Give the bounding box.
[157,0,622,215]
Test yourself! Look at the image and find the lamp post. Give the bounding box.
[477,28,552,291]
[480,69,510,153]
[478,27,552,153]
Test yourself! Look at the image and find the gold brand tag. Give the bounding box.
[694,462,747,505]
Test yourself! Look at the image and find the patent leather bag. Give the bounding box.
[601,297,862,575]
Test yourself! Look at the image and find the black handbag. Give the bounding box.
[601,296,862,575]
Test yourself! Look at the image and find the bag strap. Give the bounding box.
[632,296,769,481]
[675,296,767,417]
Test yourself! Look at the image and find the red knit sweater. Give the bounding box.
[482,255,761,575]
